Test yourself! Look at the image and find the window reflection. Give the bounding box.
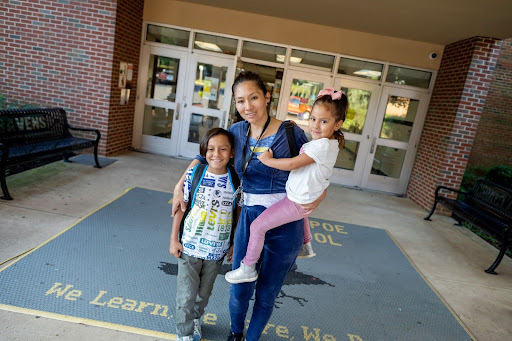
[146,55,180,102]
[339,87,371,135]
[142,106,173,138]
[188,113,220,143]
[335,140,359,170]
[286,78,323,130]
[192,63,227,110]
[379,96,418,142]
[371,146,406,178]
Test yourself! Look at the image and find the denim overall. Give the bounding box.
[228,121,308,340]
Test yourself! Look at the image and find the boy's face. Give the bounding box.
[206,134,234,175]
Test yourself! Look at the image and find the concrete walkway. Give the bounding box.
[1,151,511,341]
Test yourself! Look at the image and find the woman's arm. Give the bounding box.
[299,189,327,215]
[172,159,200,216]
[257,149,315,171]
[169,209,185,258]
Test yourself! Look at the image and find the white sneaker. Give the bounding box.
[225,261,258,284]
[177,335,193,341]
[298,241,316,258]
[193,318,201,341]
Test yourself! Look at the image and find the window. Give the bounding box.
[146,24,189,47]
[338,58,383,80]
[194,33,238,55]
[242,41,286,64]
[385,66,432,89]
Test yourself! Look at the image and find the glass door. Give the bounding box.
[361,86,430,194]
[331,78,381,187]
[133,45,188,156]
[279,70,332,132]
[178,53,235,158]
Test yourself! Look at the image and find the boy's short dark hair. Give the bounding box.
[199,127,235,158]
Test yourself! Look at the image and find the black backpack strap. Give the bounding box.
[283,121,299,157]
[179,163,207,241]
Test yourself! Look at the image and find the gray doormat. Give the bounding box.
[68,154,117,167]
[0,187,473,340]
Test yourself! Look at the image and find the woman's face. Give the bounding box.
[233,81,270,125]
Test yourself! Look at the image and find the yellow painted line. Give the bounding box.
[385,229,477,340]
[0,304,176,340]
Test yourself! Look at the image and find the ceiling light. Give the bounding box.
[276,55,303,64]
[195,41,222,52]
[353,69,382,78]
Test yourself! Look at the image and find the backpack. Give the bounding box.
[283,120,299,157]
[178,163,240,245]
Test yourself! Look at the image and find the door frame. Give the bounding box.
[360,85,431,194]
[132,44,189,156]
[330,77,382,187]
[177,51,236,158]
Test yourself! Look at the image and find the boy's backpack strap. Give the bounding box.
[179,163,207,241]
[283,121,299,157]
[227,164,240,245]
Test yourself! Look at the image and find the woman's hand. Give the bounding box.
[172,159,200,216]
[169,239,183,258]
[172,183,186,217]
[299,189,327,216]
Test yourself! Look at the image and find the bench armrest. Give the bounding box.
[67,125,101,143]
[434,185,470,200]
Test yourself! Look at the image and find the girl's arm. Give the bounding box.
[257,149,314,171]
[169,209,185,258]
[172,159,200,216]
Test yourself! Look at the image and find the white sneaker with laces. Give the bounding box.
[225,260,258,284]
[298,241,316,258]
[193,318,201,341]
[177,335,193,341]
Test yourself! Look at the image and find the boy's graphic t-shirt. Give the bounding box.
[182,167,234,260]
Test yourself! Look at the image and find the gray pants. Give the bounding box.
[176,253,223,337]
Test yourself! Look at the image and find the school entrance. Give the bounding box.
[133,24,435,195]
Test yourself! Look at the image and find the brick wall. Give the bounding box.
[467,38,512,169]
[0,0,143,156]
[406,37,501,211]
[106,0,143,155]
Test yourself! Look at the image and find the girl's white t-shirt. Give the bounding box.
[285,138,339,204]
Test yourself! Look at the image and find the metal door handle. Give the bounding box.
[175,103,180,120]
[370,137,376,154]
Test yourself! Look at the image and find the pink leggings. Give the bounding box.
[243,196,312,266]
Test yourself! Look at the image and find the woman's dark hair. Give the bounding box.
[313,91,349,148]
[232,71,268,96]
[199,127,235,158]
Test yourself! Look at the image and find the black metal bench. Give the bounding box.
[424,178,512,274]
[0,107,101,200]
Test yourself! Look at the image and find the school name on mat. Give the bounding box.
[45,282,364,340]
[309,220,347,246]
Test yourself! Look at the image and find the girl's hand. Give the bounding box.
[257,148,273,164]
[169,239,183,258]
[172,184,186,217]
[226,245,234,263]
[299,189,327,215]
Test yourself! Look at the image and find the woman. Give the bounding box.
[172,71,326,341]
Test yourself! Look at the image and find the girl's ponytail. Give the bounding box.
[334,129,345,149]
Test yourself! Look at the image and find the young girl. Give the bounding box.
[225,88,347,284]
[170,128,239,341]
